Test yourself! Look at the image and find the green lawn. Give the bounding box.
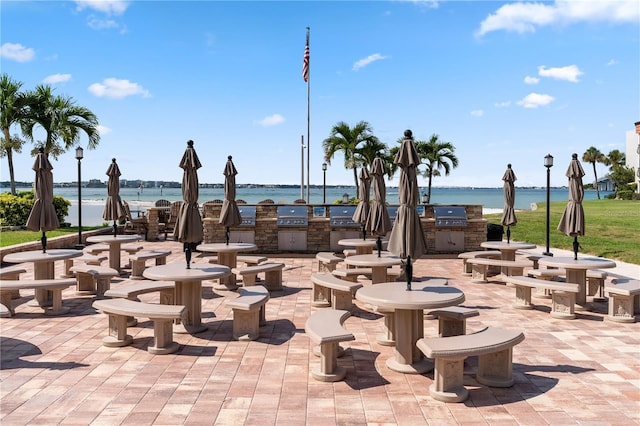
[484,199,639,265]
[0,226,105,247]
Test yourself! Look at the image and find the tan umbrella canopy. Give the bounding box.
[175,140,204,268]
[26,147,59,252]
[366,153,392,256]
[352,166,371,240]
[219,155,242,244]
[501,163,517,243]
[557,153,585,260]
[387,130,428,288]
[102,158,126,237]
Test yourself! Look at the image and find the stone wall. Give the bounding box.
[200,203,487,254]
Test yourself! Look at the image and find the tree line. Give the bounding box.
[1,73,100,196]
[322,121,458,204]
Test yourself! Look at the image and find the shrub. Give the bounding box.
[0,191,70,226]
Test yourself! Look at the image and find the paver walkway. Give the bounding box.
[1,240,639,425]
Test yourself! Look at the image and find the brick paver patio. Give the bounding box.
[1,239,639,425]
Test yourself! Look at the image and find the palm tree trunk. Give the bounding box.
[427,172,433,204]
[2,128,16,195]
[353,166,359,197]
[591,162,600,199]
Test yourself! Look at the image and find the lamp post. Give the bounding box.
[543,153,553,256]
[75,146,84,249]
[421,192,428,205]
[322,162,327,203]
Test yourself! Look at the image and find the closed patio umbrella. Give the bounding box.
[219,155,242,244]
[175,140,204,268]
[102,158,126,237]
[557,153,585,260]
[366,153,392,256]
[352,166,371,240]
[26,147,59,252]
[501,164,517,243]
[387,130,428,288]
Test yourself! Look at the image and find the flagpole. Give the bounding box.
[300,135,305,200]
[306,27,311,203]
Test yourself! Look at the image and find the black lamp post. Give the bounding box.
[322,162,327,203]
[75,146,84,249]
[543,153,553,256]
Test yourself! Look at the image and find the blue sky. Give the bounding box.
[2,0,638,188]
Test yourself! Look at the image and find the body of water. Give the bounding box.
[54,186,610,227]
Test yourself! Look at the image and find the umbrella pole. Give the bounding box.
[506,226,511,243]
[184,243,192,269]
[225,227,230,245]
[362,225,366,240]
[405,256,412,291]
[41,231,47,253]
[113,220,118,237]
[573,236,580,260]
[376,236,382,258]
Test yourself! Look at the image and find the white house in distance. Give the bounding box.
[627,121,640,193]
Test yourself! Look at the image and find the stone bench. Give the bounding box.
[416,327,525,402]
[129,250,172,280]
[0,278,76,316]
[426,306,480,337]
[518,252,544,269]
[505,275,580,320]
[84,243,144,268]
[93,298,185,355]
[62,254,107,278]
[527,268,609,297]
[315,252,343,273]
[205,255,268,267]
[0,266,27,300]
[104,280,175,326]
[225,285,270,341]
[605,278,640,323]
[310,273,362,310]
[304,308,354,382]
[332,267,372,282]
[457,250,501,275]
[467,258,531,283]
[70,265,119,297]
[233,262,284,291]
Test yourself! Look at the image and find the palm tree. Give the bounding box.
[322,121,378,194]
[582,146,605,199]
[0,74,33,194]
[604,149,627,194]
[415,134,458,204]
[354,137,387,172]
[22,84,100,159]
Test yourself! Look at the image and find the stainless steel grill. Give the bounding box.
[387,206,398,226]
[433,206,468,227]
[238,206,256,226]
[329,206,359,227]
[276,206,308,227]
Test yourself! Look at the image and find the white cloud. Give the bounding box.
[353,53,389,71]
[75,0,129,15]
[607,59,618,66]
[0,42,35,62]
[257,114,285,127]
[97,125,111,135]
[524,75,539,85]
[494,101,511,108]
[538,65,583,82]
[470,109,484,117]
[87,17,119,30]
[517,93,555,108]
[43,73,72,84]
[476,0,639,37]
[401,0,439,10]
[88,78,150,99]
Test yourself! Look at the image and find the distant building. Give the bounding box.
[597,176,614,192]
[630,121,640,193]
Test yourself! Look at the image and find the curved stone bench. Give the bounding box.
[225,285,269,341]
[606,278,640,323]
[457,250,501,275]
[305,309,354,382]
[0,278,76,316]
[505,275,579,319]
[104,280,175,326]
[426,306,480,337]
[310,273,362,310]
[129,250,171,280]
[233,262,284,291]
[467,258,531,283]
[416,327,525,402]
[316,252,343,273]
[70,265,119,297]
[93,298,185,355]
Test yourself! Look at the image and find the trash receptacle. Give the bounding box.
[487,224,504,241]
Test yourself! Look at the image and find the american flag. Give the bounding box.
[302,30,309,82]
